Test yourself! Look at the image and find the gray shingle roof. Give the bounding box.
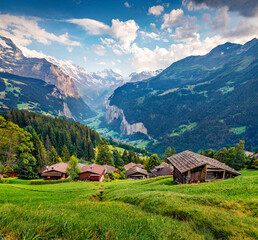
[168,151,240,175]
[125,167,148,177]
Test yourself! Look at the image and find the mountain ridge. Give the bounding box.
[107,38,258,153]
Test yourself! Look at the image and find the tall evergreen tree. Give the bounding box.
[61,145,71,162]
[96,140,114,166]
[232,140,246,170]
[122,150,129,164]
[113,151,124,168]
[48,146,61,165]
[32,131,47,173]
[88,141,95,161]
[144,154,161,172]
[45,134,52,151]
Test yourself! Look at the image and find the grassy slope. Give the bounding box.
[0,170,257,239]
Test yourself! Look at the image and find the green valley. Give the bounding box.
[0,170,257,239]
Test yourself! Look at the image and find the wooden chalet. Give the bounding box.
[41,162,69,180]
[124,162,144,171]
[150,162,173,178]
[168,151,241,184]
[126,167,148,180]
[79,163,106,182]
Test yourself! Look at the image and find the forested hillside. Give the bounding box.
[108,39,258,153]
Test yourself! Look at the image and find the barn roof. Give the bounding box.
[103,165,115,173]
[124,162,144,171]
[168,151,240,175]
[150,162,173,177]
[80,163,105,176]
[126,167,148,177]
[42,162,68,174]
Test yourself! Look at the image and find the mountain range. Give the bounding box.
[107,38,258,153]
[0,36,94,121]
[0,35,162,120]
[46,58,162,109]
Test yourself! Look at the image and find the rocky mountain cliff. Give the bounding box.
[107,38,258,153]
[0,36,95,121]
[0,36,79,98]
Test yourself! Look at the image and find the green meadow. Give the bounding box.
[0,170,257,239]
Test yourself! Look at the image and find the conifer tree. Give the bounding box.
[49,146,61,165]
[144,154,161,172]
[122,150,129,164]
[61,145,71,162]
[32,131,47,173]
[96,140,114,166]
[45,134,52,151]
[88,141,95,161]
[113,150,124,167]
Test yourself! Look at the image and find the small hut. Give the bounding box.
[168,151,240,184]
[124,162,144,171]
[126,167,148,180]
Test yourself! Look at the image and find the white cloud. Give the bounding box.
[148,5,164,16]
[97,62,106,65]
[67,46,73,52]
[139,31,161,40]
[67,18,139,50]
[222,18,258,42]
[150,23,157,32]
[161,9,184,29]
[110,19,139,50]
[111,61,115,66]
[211,7,230,31]
[0,14,81,47]
[83,56,88,62]
[67,18,109,35]
[92,44,106,56]
[124,2,131,8]
[100,37,115,46]
[172,23,200,43]
[113,48,123,55]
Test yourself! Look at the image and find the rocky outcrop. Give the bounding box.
[106,101,150,138]
[0,36,79,98]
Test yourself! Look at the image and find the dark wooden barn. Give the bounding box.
[168,151,241,184]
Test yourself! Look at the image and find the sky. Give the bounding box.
[0,0,258,75]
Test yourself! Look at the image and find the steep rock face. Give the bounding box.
[0,37,95,121]
[106,101,149,137]
[0,36,79,98]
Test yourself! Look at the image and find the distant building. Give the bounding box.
[150,162,173,178]
[126,167,148,180]
[103,165,115,173]
[41,162,69,180]
[79,163,106,182]
[245,151,254,157]
[168,151,241,184]
[253,153,258,159]
[124,162,144,171]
